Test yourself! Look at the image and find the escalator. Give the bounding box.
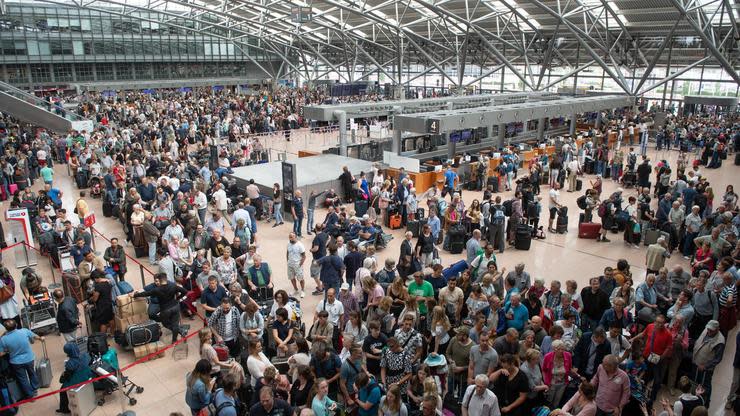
[0,81,91,133]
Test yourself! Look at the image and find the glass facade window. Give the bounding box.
[50,40,73,55]
[96,63,113,80]
[76,63,94,81]
[30,63,51,82]
[153,63,170,79]
[6,64,28,84]
[117,63,133,80]
[53,63,74,82]
[134,63,151,80]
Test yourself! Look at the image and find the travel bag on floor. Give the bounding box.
[515,224,532,250]
[87,332,109,356]
[578,222,601,239]
[35,339,52,388]
[643,228,670,246]
[125,320,162,347]
[407,220,420,238]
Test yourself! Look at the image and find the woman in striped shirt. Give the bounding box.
[717,271,737,336]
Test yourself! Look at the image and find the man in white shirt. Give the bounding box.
[548,183,563,232]
[212,183,231,227]
[567,158,580,192]
[287,232,307,298]
[462,374,501,416]
[232,202,252,230]
[193,188,209,225]
[315,288,344,327]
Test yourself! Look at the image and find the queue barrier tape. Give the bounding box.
[0,328,201,412]
[0,239,208,412]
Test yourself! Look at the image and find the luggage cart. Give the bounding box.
[90,353,144,406]
[20,290,57,334]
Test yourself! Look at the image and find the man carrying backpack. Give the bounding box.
[597,196,615,243]
[211,373,240,416]
[487,196,506,254]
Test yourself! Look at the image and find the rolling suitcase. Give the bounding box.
[442,260,469,280]
[35,339,52,388]
[514,224,532,250]
[389,214,402,230]
[126,320,162,347]
[578,222,601,239]
[102,200,113,217]
[736,153,740,166]
[487,176,499,193]
[134,245,148,258]
[575,179,582,191]
[75,170,89,189]
[87,332,109,356]
[407,220,420,238]
[643,228,669,246]
[556,215,568,233]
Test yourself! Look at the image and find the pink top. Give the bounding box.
[591,365,630,412]
[542,351,572,386]
[562,392,597,416]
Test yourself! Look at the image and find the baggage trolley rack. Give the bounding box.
[20,294,58,334]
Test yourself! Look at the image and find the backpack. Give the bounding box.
[502,199,513,217]
[598,202,608,218]
[680,397,703,416]
[576,195,588,210]
[491,205,505,224]
[204,389,235,416]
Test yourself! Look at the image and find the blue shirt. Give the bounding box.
[318,255,344,286]
[358,383,381,416]
[505,303,529,331]
[47,188,62,205]
[0,328,36,364]
[212,389,237,416]
[199,166,212,185]
[428,216,441,240]
[444,169,457,188]
[200,285,228,312]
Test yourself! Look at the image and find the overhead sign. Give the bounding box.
[426,119,440,134]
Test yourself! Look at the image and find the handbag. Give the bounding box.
[647,326,661,364]
[632,222,641,233]
[0,283,14,303]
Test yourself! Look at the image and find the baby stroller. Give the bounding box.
[90,348,144,406]
[89,176,103,199]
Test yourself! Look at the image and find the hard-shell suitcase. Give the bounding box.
[575,179,583,191]
[578,222,601,239]
[488,176,499,193]
[643,228,670,246]
[0,377,18,415]
[102,200,113,217]
[407,220,420,238]
[389,214,402,230]
[556,215,568,233]
[449,241,464,254]
[735,153,740,166]
[75,171,88,189]
[514,224,532,250]
[442,260,469,280]
[35,339,52,388]
[126,320,162,347]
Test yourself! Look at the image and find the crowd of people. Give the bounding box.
[0,87,738,416]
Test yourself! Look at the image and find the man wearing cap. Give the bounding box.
[692,319,725,407]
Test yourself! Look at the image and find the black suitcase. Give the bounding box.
[134,245,148,258]
[557,215,568,233]
[102,200,113,217]
[603,165,611,178]
[75,171,88,188]
[526,201,538,219]
[87,332,109,356]
[407,220,420,238]
[126,320,162,347]
[354,199,369,217]
[576,179,582,191]
[623,172,636,187]
[488,176,499,193]
[449,241,465,254]
[514,224,532,250]
[416,208,425,219]
[735,153,740,166]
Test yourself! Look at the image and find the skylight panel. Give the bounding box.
[580,0,629,28]
[695,0,738,26]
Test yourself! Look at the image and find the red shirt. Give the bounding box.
[641,323,672,358]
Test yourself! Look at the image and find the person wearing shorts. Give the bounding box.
[287,232,306,298]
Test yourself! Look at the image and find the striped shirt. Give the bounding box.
[719,284,737,308]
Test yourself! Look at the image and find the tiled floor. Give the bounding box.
[2,143,738,416]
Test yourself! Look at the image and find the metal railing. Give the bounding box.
[0,81,86,122]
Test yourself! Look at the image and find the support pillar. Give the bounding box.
[445,101,455,160]
[537,117,546,141]
[497,123,506,149]
[569,113,577,136]
[595,112,602,129]
[392,126,401,155]
[334,110,348,156]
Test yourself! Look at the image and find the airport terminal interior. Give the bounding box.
[0,0,738,415]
